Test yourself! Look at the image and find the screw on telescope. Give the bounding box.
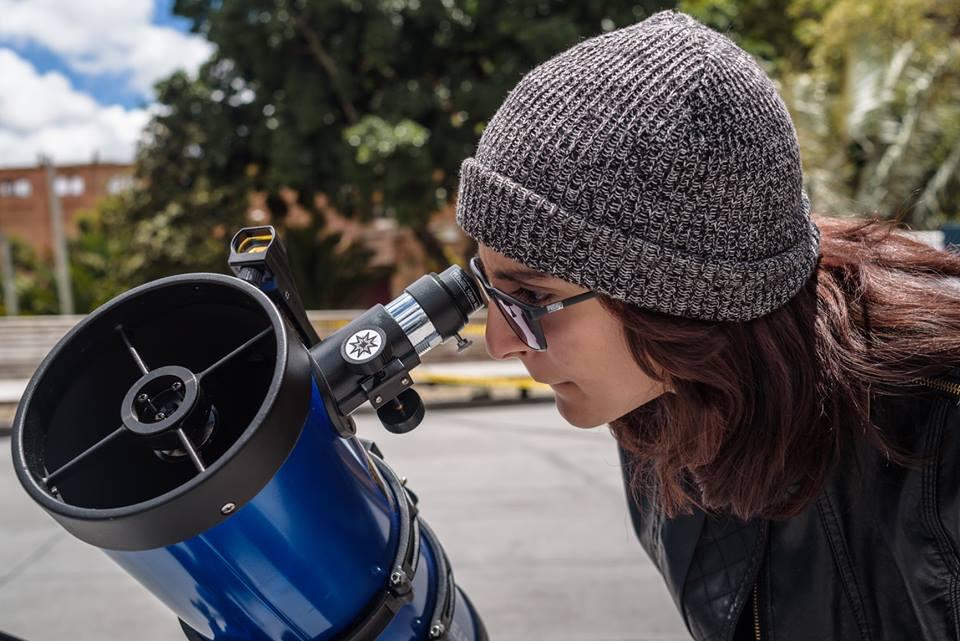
[389,570,408,587]
[171,381,182,392]
[137,393,149,403]
[429,623,446,639]
[154,412,166,421]
[455,333,472,352]
[220,502,236,515]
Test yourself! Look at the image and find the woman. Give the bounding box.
[455,10,960,641]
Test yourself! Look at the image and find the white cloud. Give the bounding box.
[0,1,213,167]
[0,48,150,167]
[0,0,213,95]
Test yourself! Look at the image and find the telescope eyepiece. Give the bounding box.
[399,266,482,345]
[435,265,485,326]
[312,264,484,433]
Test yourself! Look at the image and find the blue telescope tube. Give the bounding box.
[105,381,478,641]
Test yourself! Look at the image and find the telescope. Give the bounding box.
[9,227,488,641]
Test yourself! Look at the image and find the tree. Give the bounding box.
[284,219,391,308]
[66,0,960,315]
[783,0,960,227]
[68,1,684,311]
[680,0,960,228]
[150,0,675,271]
[679,0,814,73]
[0,236,58,315]
[69,195,147,312]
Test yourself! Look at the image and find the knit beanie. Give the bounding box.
[456,10,821,322]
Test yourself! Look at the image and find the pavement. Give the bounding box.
[0,402,690,641]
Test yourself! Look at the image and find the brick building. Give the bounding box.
[0,161,134,257]
[0,160,468,304]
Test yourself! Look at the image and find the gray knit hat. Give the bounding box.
[456,10,821,322]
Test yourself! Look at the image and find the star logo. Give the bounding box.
[346,330,382,360]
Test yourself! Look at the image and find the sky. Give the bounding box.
[0,0,213,168]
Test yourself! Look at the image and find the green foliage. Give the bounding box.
[68,0,960,316]
[781,0,960,225]
[161,0,675,265]
[63,0,677,313]
[284,219,392,308]
[679,0,812,72]
[68,196,143,312]
[1,236,58,315]
[683,0,960,226]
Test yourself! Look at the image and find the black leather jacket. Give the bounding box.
[619,368,960,641]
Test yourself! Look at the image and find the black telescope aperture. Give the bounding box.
[11,273,312,550]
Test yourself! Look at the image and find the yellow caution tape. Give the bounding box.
[460,324,486,337]
[415,372,550,391]
[309,319,488,339]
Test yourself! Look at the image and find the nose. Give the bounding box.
[484,301,529,360]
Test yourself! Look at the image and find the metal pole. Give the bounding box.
[0,230,17,315]
[42,157,74,315]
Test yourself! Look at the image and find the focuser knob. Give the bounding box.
[376,389,426,434]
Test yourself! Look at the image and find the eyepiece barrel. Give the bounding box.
[386,265,483,359]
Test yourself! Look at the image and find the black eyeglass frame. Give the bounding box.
[469,256,598,351]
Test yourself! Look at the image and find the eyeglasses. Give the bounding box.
[469,256,597,351]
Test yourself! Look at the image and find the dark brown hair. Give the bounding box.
[607,213,960,521]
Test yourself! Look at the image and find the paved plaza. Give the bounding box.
[0,402,689,641]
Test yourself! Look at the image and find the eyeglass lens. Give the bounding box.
[493,297,545,350]
[472,256,546,350]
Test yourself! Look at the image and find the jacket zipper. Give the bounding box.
[916,374,960,626]
[752,582,761,640]
[916,376,960,398]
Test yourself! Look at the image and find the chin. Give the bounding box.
[554,396,608,429]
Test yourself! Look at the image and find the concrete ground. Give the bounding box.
[0,402,690,641]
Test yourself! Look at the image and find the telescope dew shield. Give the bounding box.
[12,258,488,640]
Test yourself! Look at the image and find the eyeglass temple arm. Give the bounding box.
[545,290,598,313]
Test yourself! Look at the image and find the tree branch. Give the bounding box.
[292,13,359,125]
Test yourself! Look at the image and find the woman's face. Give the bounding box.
[476,244,670,428]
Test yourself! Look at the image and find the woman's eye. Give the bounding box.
[512,287,550,305]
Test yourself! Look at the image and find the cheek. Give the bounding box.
[546,309,632,377]
[542,310,662,425]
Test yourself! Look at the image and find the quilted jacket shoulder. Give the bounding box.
[619,368,960,641]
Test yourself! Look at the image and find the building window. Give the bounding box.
[0,178,32,198]
[106,174,134,195]
[14,178,31,197]
[54,175,85,197]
